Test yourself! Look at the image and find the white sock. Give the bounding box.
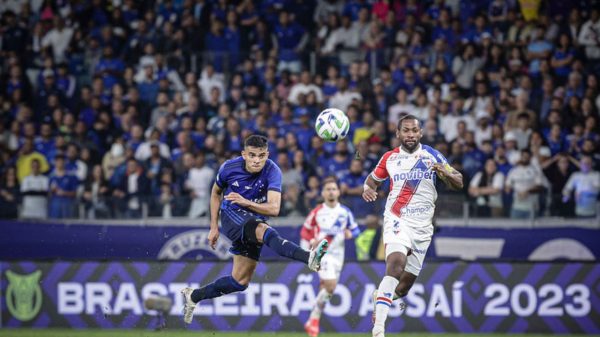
[374,276,399,329]
[309,288,332,320]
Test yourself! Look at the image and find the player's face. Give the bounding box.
[321,182,340,202]
[242,146,269,173]
[396,119,422,152]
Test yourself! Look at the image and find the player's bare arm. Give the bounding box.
[432,163,464,190]
[224,190,281,217]
[208,182,224,250]
[362,174,383,202]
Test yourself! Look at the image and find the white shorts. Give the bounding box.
[382,215,433,276]
[318,254,343,281]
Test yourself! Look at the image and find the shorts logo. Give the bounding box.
[393,220,401,235]
[232,181,240,187]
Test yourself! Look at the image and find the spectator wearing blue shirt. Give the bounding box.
[136,63,160,106]
[273,10,308,73]
[224,10,241,70]
[2,10,28,55]
[293,109,314,153]
[276,104,298,136]
[55,63,76,100]
[343,0,369,21]
[205,20,229,72]
[526,27,553,77]
[95,46,125,91]
[551,33,576,85]
[431,9,454,46]
[488,0,508,31]
[34,123,56,161]
[340,159,372,218]
[48,155,79,219]
[323,141,351,179]
[545,124,566,156]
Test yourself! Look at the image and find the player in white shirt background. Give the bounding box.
[300,177,360,337]
[362,114,463,337]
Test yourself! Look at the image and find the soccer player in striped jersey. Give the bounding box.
[301,177,360,337]
[363,115,463,337]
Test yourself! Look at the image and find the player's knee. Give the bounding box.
[323,283,336,294]
[387,264,404,279]
[386,255,406,279]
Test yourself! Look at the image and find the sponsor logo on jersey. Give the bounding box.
[400,205,433,216]
[421,158,434,168]
[392,170,434,182]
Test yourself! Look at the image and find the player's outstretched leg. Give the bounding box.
[373,245,408,337]
[371,271,414,323]
[261,226,328,271]
[305,285,333,337]
[181,275,247,324]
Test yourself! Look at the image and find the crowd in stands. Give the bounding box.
[0,0,599,220]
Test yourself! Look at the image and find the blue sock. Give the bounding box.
[263,227,309,263]
[190,276,247,303]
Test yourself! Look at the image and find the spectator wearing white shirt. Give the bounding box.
[321,14,362,67]
[197,64,225,103]
[563,156,600,218]
[186,152,215,218]
[387,88,415,132]
[503,131,522,165]
[41,17,74,63]
[474,112,493,148]
[505,150,545,219]
[329,77,361,112]
[135,129,171,161]
[508,112,533,150]
[578,9,600,72]
[469,159,505,217]
[20,159,49,219]
[288,71,324,105]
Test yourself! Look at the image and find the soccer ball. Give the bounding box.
[315,108,350,142]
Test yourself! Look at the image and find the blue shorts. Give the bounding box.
[220,208,265,261]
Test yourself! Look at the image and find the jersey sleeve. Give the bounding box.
[215,162,229,189]
[300,205,321,241]
[345,206,361,238]
[371,151,392,181]
[424,145,449,164]
[267,163,282,192]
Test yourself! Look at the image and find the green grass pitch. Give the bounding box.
[0,330,598,337]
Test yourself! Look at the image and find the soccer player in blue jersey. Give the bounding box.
[181,135,329,324]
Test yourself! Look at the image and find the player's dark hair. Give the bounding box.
[322,176,338,188]
[397,114,420,130]
[244,135,269,149]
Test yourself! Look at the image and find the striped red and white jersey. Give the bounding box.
[370,144,448,227]
[300,202,359,261]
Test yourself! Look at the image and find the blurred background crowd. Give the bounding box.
[0,0,599,221]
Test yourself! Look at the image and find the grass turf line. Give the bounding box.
[0,330,598,337]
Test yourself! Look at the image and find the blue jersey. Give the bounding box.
[216,156,282,219]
